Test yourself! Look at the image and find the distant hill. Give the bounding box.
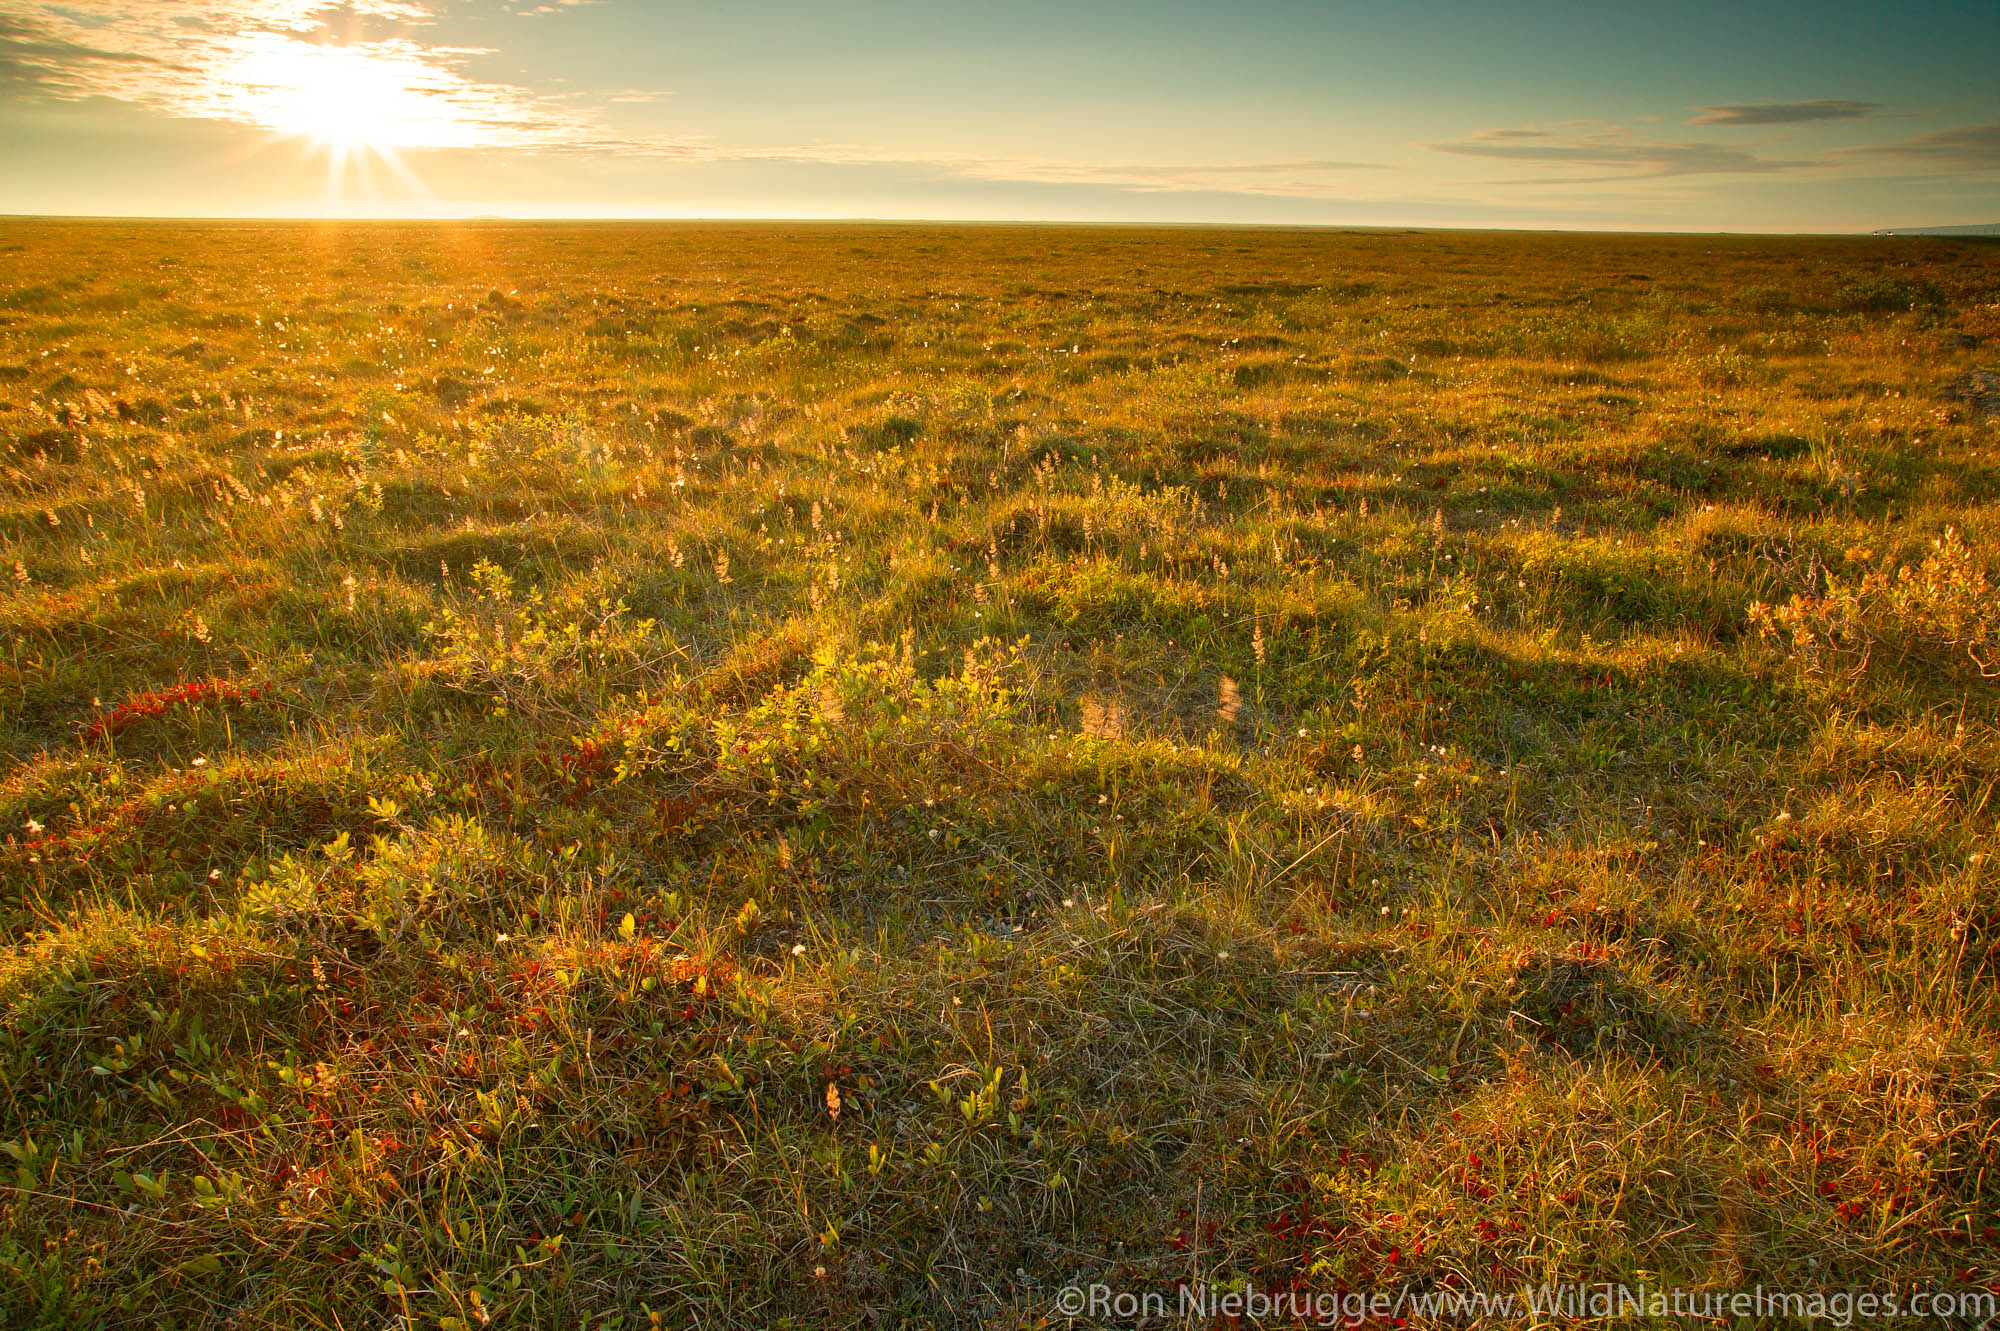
[1873,222,2000,237]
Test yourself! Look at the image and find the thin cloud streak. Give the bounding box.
[656,146,1385,199]
[1435,125,1812,178]
[1690,99,1884,125]
[1849,121,2000,171]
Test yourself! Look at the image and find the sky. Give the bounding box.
[0,0,1996,230]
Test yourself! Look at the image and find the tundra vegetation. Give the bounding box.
[1,221,1998,1327]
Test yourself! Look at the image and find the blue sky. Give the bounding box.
[1,0,1995,228]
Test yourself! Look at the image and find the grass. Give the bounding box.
[0,219,1998,1327]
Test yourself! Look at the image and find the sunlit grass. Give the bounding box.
[0,221,1997,1326]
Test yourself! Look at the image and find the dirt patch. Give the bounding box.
[1951,369,2000,419]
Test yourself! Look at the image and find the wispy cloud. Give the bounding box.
[1435,125,1811,179]
[0,1,619,150]
[1690,99,1885,126]
[701,146,1385,198]
[1850,121,2000,171]
[929,155,1385,196]
[0,15,190,94]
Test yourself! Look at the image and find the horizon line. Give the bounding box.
[0,211,1951,238]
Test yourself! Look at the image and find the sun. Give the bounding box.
[211,38,510,208]
[244,48,404,150]
[225,42,490,154]
[194,34,565,210]
[195,34,563,208]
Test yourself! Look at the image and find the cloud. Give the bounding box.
[972,157,1384,195]
[0,1,619,150]
[715,148,1385,198]
[0,16,191,94]
[1435,125,1811,178]
[1851,121,2000,171]
[1690,100,1885,126]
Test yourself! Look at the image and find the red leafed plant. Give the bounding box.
[86,678,265,741]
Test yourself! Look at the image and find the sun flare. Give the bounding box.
[224,42,495,153]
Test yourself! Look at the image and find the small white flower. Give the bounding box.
[1062,898,1075,908]
[791,943,806,956]
[192,756,208,767]
[24,818,43,835]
